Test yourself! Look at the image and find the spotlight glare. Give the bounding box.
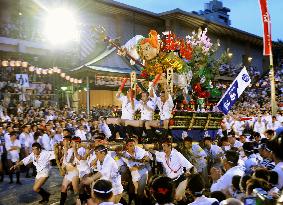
[44,8,79,44]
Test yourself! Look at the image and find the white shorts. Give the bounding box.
[79,169,91,178]
[36,169,49,179]
[64,170,79,182]
[131,168,148,182]
[113,184,123,195]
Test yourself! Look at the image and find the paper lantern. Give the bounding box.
[42,69,48,75]
[65,76,70,80]
[78,79,82,84]
[9,60,15,67]
[70,78,74,83]
[28,66,35,72]
[60,73,66,78]
[48,69,53,74]
[15,60,21,67]
[57,68,61,73]
[53,67,58,73]
[74,79,78,84]
[2,60,9,67]
[22,62,28,68]
[36,69,42,75]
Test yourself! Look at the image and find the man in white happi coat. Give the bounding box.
[107,89,139,138]
[210,150,245,196]
[152,138,194,201]
[6,131,21,184]
[122,138,151,202]
[125,91,156,137]
[11,142,55,204]
[56,135,80,205]
[83,145,123,204]
[145,85,174,139]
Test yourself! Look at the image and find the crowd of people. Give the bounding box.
[0,80,282,205]
[0,65,283,205]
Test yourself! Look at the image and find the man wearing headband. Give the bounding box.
[88,179,114,205]
[180,137,207,174]
[57,135,80,205]
[203,136,224,170]
[11,142,55,203]
[153,138,193,201]
[125,91,156,139]
[150,176,175,205]
[210,150,244,196]
[72,136,91,204]
[110,89,139,138]
[6,131,21,184]
[122,138,151,204]
[84,145,123,204]
[73,137,91,178]
[243,142,261,174]
[259,142,275,170]
[145,84,174,140]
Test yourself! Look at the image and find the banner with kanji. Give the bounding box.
[217,67,251,115]
[259,0,272,56]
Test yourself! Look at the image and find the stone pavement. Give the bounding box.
[0,167,76,205]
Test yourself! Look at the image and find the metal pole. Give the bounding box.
[86,76,90,115]
[269,52,277,116]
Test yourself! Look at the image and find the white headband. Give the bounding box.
[96,147,107,152]
[93,188,113,194]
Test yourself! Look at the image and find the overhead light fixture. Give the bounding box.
[248,57,253,62]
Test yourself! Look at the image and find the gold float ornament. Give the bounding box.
[143,52,188,77]
[130,71,136,91]
[167,67,174,93]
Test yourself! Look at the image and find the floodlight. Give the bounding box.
[44,8,79,44]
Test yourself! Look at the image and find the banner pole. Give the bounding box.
[269,51,277,116]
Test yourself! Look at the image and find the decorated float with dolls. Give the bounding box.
[95,27,228,135]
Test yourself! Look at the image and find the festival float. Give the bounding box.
[95,27,228,136]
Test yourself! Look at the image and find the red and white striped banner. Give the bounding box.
[259,0,272,56]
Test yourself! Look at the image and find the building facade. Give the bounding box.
[0,0,271,108]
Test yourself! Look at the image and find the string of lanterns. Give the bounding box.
[1,60,82,84]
